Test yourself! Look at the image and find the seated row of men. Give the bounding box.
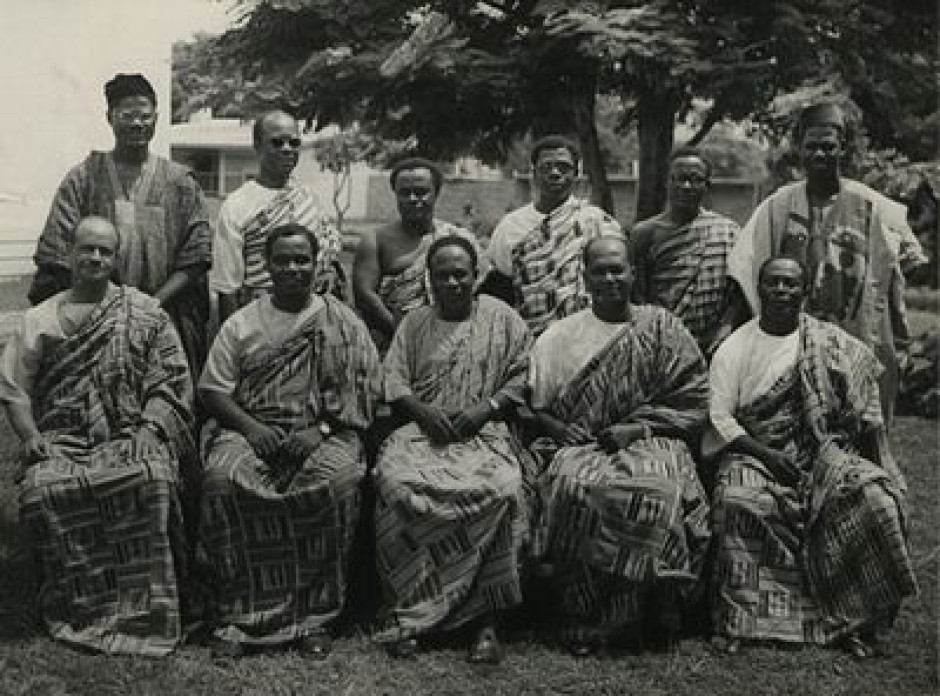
[0,216,916,665]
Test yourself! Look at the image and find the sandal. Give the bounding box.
[844,634,875,660]
[387,637,419,659]
[296,634,332,660]
[468,626,503,665]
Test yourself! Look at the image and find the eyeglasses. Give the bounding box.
[669,173,709,186]
[270,136,302,149]
[113,110,155,123]
[536,161,576,174]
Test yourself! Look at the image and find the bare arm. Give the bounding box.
[352,229,395,337]
[200,388,282,459]
[3,401,48,461]
[154,264,208,307]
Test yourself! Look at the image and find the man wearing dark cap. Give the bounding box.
[352,156,485,352]
[28,72,212,376]
[724,102,907,424]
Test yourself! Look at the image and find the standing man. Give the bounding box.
[726,103,906,423]
[2,216,195,656]
[211,110,344,324]
[482,135,622,337]
[707,256,916,658]
[353,157,484,352]
[528,237,710,655]
[29,73,211,375]
[197,223,381,658]
[629,147,740,356]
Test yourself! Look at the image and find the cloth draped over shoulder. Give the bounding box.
[728,179,905,422]
[709,314,916,645]
[196,295,381,647]
[29,151,212,373]
[510,197,622,337]
[630,209,739,352]
[374,296,533,641]
[210,179,345,304]
[2,287,195,656]
[530,306,711,642]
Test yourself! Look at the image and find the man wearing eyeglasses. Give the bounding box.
[628,146,740,357]
[481,135,622,337]
[28,73,212,376]
[211,110,344,324]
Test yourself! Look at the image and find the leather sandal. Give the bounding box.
[296,634,331,660]
[387,637,419,659]
[844,634,875,660]
[468,626,503,664]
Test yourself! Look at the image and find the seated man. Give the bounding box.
[529,236,711,655]
[197,223,381,657]
[0,216,195,656]
[353,157,485,352]
[482,135,622,337]
[707,256,917,658]
[629,146,740,356]
[374,235,532,664]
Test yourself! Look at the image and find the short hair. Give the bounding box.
[264,223,320,262]
[72,215,121,252]
[530,135,581,167]
[582,234,631,268]
[795,102,847,144]
[426,234,478,273]
[669,145,712,179]
[758,255,807,285]
[389,157,444,193]
[105,73,156,109]
[252,110,298,148]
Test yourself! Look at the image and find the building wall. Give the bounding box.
[0,0,175,277]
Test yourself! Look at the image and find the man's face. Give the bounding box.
[107,95,156,150]
[428,244,476,315]
[256,114,301,181]
[394,168,438,223]
[800,126,843,179]
[533,147,576,201]
[758,258,805,323]
[267,233,315,299]
[70,220,119,285]
[668,156,709,212]
[584,239,632,307]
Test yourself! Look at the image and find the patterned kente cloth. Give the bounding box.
[374,296,533,641]
[510,198,622,337]
[211,179,345,306]
[29,151,212,375]
[197,296,381,647]
[729,179,906,423]
[711,315,916,644]
[630,209,739,352]
[533,306,711,642]
[15,288,195,656]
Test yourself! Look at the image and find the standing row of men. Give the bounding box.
[0,73,918,663]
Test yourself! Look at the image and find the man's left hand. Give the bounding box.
[133,425,165,459]
[283,427,324,461]
[597,424,646,454]
[450,401,492,440]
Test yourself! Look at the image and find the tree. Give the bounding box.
[210,0,937,221]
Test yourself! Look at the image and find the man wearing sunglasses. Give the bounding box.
[212,110,344,324]
[481,135,622,338]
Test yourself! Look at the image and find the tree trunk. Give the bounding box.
[570,76,615,215]
[635,93,678,223]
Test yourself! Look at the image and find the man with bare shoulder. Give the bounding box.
[353,157,485,352]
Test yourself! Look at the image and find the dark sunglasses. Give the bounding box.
[270,136,302,149]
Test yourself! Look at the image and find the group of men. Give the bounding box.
[0,73,919,666]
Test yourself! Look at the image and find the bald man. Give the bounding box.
[527,236,710,656]
[1,215,195,656]
[212,110,344,323]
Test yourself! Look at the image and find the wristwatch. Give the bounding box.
[318,421,332,437]
[487,396,501,415]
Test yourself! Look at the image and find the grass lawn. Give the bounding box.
[0,411,935,696]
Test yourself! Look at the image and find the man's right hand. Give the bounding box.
[245,423,283,459]
[761,448,800,486]
[24,434,50,463]
[414,404,458,445]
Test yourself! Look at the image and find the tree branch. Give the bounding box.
[688,104,724,146]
